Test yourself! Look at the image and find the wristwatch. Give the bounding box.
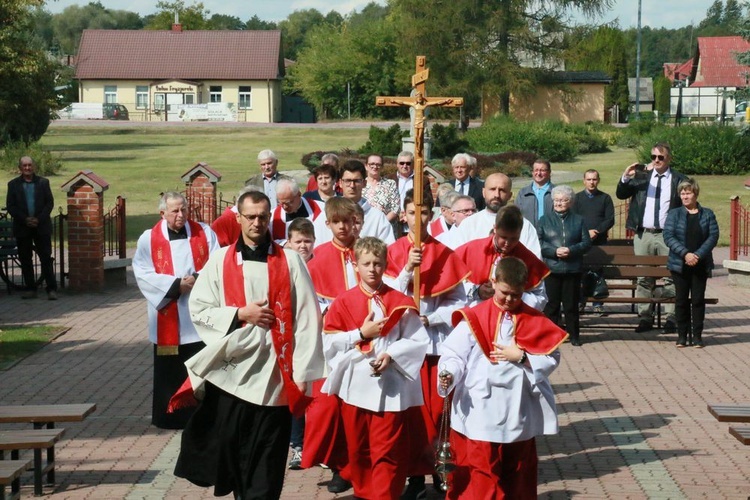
[518,351,528,364]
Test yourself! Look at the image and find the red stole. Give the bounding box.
[455,236,549,290]
[384,234,470,297]
[307,241,357,300]
[451,299,568,359]
[210,206,240,247]
[324,283,418,353]
[429,217,447,237]
[151,220,209,355]
[220,241,312,417]
[271,198,322,240]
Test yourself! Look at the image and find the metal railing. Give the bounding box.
[729,196,750,260]
[103,196,127,259]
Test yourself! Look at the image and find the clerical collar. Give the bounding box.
[237,233,271,262]
[285,201,309,220]
[167,225,188,241]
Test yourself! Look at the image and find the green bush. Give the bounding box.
[429,123,469,159]
[636,124,750,175]
[1,142,63,176]
[465,116,607,162]
[358,124,405,157]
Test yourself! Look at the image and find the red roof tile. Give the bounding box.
[664,60,693,82]
[75,29,283,80]
[690,36,750,87]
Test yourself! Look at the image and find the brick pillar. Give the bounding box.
[61,171,109,291]
[182,162,222,223]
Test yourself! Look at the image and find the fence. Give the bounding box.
[103,196,127,259]
[730,196,750,261]
[0,209,67,291]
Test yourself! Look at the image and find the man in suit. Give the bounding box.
[445,153,485,211]
[616,142,687,333]
[245,149,284,210]
[5,156,57,299]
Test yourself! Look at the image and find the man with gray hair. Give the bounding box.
[446,153,485,211]
[271,176,324,241]
[429,184,459,238]
[133,191,220,428]
[245,149,283,210]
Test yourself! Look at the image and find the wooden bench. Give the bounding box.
[0,459,32,500]
[0,430,64,497]
[581,244,718,328]
[707,403,750,423]
[0,404,96,496]
[728,426,750,445]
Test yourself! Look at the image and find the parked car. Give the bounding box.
[735,101,747,124]
[103,103,129,120]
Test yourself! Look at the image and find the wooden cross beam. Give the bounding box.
[376,56,463,309]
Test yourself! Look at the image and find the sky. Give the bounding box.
[43,0,716,30]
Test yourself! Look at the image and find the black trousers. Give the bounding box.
[544,273,582,341]
[175,383,292,499]
[16,231,56,292]
[152,341,204,429]
[671,266,708,341]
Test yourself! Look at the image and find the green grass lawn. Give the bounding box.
[0,124,745,246]
[0,325,69,370]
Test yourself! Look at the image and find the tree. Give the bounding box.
[207,14,243,30]
[732,6,750,105]
[51,3,143,54]
[566,25,629,120]
[390,0,613,116]
[277,9,327,60]
[146,0,210,30]
[286,15,405,119]
[699,0,724,29]
[653,76,671,115]
[0,0,59,146]
[245,15,276,30]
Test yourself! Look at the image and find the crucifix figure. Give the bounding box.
[376,56,463,309]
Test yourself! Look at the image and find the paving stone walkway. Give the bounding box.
[0,247,748,499]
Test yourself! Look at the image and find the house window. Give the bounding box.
[104,85,117,104]
[184,94,195,104]
[210,86,222,103]
[136,86,149,109]
[239,86,252,109]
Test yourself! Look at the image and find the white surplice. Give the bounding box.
[449,209,541,257]
[313,199,395,247]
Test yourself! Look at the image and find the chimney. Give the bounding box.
[172,11,182,32]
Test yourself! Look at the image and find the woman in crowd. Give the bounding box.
[361,154,400,226]
[537,185,592,346]
[663,178,719,348]
[303,162,339,202]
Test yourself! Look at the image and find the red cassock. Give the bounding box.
[300,239,357,471]
[210,207,240,248]
[384,234,471,477]
[455,236,549,289]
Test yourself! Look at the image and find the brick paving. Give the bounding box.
[0,247,748,499]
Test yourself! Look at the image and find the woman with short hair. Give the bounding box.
[663,178,719,348]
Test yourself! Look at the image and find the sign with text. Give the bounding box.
[171,103,237,121]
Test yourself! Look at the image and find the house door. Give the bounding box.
[165,93,185,121]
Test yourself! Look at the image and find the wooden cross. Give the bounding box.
[376,56,463,309]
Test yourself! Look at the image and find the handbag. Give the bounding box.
[582,270,609,299]
[592,272,610,299]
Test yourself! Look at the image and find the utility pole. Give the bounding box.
[635,0,642,120]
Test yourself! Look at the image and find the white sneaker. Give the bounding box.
[288,447,302,470]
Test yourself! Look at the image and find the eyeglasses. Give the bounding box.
[238,212,270,222]
[553,199,571,204]
[651,154,666,161]
[453,208,477,215]
[398,161,412,166]
[367,163,382,167]
[340,178,363,185]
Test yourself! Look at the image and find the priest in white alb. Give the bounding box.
[132,191,220,429]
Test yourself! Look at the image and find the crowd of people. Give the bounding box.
[109,143,718,499]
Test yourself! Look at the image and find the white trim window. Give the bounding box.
[209,86,222,103]
[104,85,117,104]
[136,86,149,109]
[239,86,252,109]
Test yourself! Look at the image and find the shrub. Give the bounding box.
[635,124,750,175]
[465,116,602,162]
[358,124,405,157]
[429,123,469,160]
[1,141,63,176]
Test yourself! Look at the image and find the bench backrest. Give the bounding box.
[583,245,670,279]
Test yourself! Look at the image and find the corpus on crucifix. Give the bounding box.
[376,56,463,308]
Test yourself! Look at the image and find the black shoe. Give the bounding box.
[676,341,686,348]
[635,320,653,333]
[570,339,582,347]
[694,340,705,348]
[327,471,352,493]
[401,476,426,500]
[663,320,677,334]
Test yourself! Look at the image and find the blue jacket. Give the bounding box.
[663,204,719,274]
[537,210,592,274]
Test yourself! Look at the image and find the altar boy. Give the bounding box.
[439,257,567,499]
[322,237,429,500]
